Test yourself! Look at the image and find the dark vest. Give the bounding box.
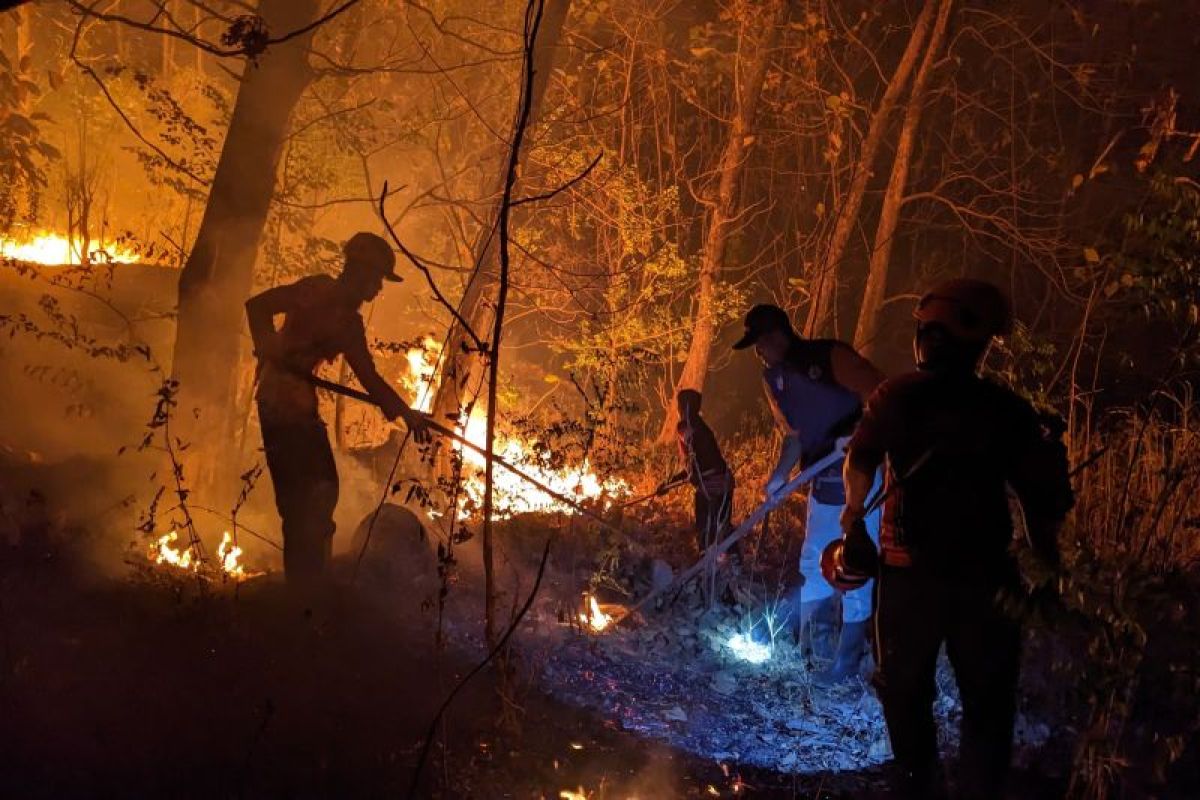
[763,339,863,469]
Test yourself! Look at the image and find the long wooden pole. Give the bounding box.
[620,444,848,623]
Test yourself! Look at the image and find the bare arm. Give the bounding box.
[831,343,886,400]
[843,458,878,517]
[245,283,302,360]
[840,381,893,529]
[344,328,430,443]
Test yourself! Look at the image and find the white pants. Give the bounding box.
[798,479,882,623]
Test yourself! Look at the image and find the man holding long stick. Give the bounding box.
[734,304,885,683]
[246,232,430,589]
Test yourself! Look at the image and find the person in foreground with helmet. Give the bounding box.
[246,232,431,590]
[840,279,1073,799]
[733,304,885,683]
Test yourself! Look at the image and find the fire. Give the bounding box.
[149,530,257,581]
[216,531,247,579]
[560,790,589,800]
[399,339,628,517]
[579,594,613,632]
[0,230,140,265]
[151,530,195,571]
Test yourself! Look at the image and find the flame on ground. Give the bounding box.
[400,339,628,518]
[579,595,613,633]
[1,230,140,265]
[150,530,258,581]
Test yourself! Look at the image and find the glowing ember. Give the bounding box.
[579,595,613,632]
[149,530,257,581]
[560,790,589,800]
[0,230,140,265]
[726,632,771,664]
[399,339,628,518]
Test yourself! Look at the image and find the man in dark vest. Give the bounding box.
[246,231,430,590]
[841,279,1073,799]
[733,304,885,682]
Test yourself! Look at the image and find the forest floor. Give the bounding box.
[0,530,1076,799]
[0,450,1120,799]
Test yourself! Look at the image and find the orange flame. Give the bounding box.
[399,339,628,518]
[579,595,613,632]
[1,230,140,265]
[149,530,258,581]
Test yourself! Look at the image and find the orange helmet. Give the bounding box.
[821,539,870,591]
[914,279,1012,341]
[821,518,881,594]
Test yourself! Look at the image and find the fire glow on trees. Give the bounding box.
[0,231,140,265]
[398,339,628,518]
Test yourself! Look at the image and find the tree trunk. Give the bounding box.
[852,0,954,360]
[802,0,939,338]
[428,0,571,433]
[170,0,319,490]
[656,0,789,441]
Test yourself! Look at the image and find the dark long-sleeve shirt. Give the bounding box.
[848,370,1073,572]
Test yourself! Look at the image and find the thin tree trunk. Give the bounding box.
[803,0,939,338]
[428,0,571,434]
[853,0,954,359]
[171,0,319,490]
[657,0,789,441]
[481,0,544,649]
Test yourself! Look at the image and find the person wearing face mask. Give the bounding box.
[733,304,885,683]
[245,231,430,589]
[841,279,1073,799]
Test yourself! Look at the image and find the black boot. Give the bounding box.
[816,620,868,685]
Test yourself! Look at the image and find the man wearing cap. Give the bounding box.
[841,279,1073,799]
[733,304,884,682]
[246,231,430,588]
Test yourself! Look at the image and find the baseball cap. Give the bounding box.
[732,304,794,350]
[343,231,401,281]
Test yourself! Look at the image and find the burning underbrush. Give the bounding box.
[143,529,264,583]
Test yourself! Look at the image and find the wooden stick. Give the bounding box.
[302,372,627,535]
[620,445,847,623]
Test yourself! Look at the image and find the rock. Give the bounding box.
[650,559,674,591]
[663,705,688,722]
[785,718,822,734]
[712,671,738,696]
[868,735,893,760]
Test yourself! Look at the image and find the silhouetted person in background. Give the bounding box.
[246,232,429,590]
[734,303,885,683]
[657,390,734,556]
[842,279,1073,799]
